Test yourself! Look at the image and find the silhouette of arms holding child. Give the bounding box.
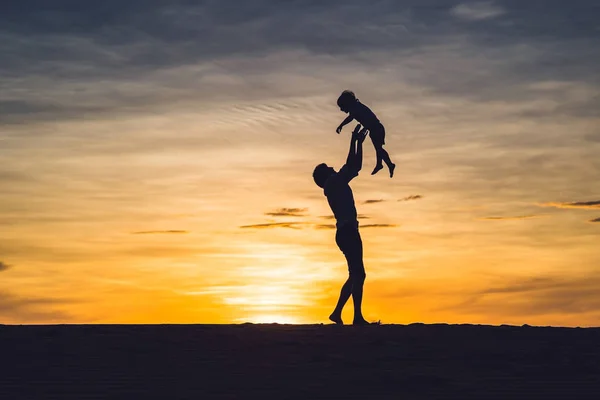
[336,124,369,185]
[347,124,369,171]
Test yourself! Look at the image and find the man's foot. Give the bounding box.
[329,313,343,325]
[371,164,384,175]
[389,163,396,178]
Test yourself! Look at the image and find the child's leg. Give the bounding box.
[381,146,395,177]
[372,143,395,177]
[371,124,395,177]
[379,146,393,168]
[371,140,384,175]
[372,138,383,166]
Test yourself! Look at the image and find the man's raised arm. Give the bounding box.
[346,124,368,172]
[337,125,368,184]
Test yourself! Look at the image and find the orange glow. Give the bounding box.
[2,54,599,328]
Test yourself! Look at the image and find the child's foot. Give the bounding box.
[329,313,343,325]
[389,163,396,178]
[371,164,384,175]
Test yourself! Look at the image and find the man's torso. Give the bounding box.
[324,165,358,227]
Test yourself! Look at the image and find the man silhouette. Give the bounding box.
[313,124,370,325]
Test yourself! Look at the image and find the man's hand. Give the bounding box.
[351,124,361,139]
[346,124,366,172]
[351,124,368,143]
[357,127,369,144]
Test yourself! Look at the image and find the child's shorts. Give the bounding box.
[369,123,386,146]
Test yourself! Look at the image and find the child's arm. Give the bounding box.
[336,115,354,134]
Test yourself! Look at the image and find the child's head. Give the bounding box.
[313,163,335,188]
[337,90,357,112]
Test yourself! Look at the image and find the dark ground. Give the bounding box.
[1,323,599,399]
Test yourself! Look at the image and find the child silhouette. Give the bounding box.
[336,90,396,177]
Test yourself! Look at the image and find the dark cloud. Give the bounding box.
[240,222,307,229]
[264,208,307,217]
[478,215,545,221]
[132,230,189,235]
[399,195,423,202]
[315,224,336,230]
[589,218,600,223]
[0,99,66,115]
[0,290,73,323]
[360,224,397,228]
[2,0,598,124]
[364,199,385,204]
[0,261,11,272]
[540,200,600,210]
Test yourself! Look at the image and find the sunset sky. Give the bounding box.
[1,0,599,326]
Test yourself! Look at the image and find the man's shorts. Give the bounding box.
[335,221,365,277]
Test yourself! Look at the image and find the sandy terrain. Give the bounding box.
[1,323,599,399]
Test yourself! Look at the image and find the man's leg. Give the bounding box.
[346,228,368,324]
[329,277,352,325]
[330,228,352,324]
[350,268,367,324]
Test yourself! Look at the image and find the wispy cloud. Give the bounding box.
[441,275,600,317]
[319,214,370,220]
[312,222,396,230]
[0,290,73,323]
[478,215,546,221]
[539,200,600,210]
[361,224,397,228]
[451,1,506,21]
[480,277,574,295]
[315,224,336,230]
[132,230,189,235]
[364,199,385,204]
[0,261,11,272]
[240,222,308,229]
[265,208,307,217]
[399,195,423,202]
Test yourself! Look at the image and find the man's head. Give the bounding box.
[313,163,335,188]
[337,90,357,112]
